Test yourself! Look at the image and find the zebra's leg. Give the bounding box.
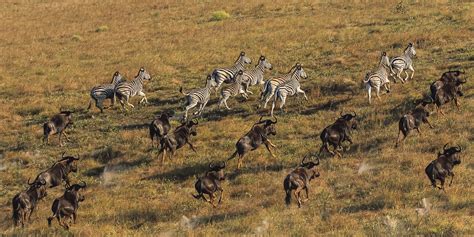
[376,86,381,101]
[297,88,308,101]
[264,141,276,158]
[224,99,231,110]
[367,86,372,104]
[270,97,277,117]
[138,91,148,104]
[185,102,197,119]
[125,95,135,108]
[263,91,274,109]
[96,99,104,113]
[199,99,209,115]
[279,94,287,113]
[86,99,92,111]
[408,65,415,80]
[403,70,409,82]
[396,69,405,84]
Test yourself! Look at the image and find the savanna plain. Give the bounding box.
[0,0,473,235]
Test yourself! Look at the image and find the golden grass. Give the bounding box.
[0,0,473,235]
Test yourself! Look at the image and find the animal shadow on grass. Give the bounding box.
[383,99,418,127]
[300,97,352,115]
[226,163,286,181]
[115,123,149,131]
[148,96,181,107]
[84,156,151,177]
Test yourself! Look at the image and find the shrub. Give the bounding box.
[96,25,109,32]
[72,34,83,41]
[211,10,230,21]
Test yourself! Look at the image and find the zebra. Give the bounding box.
[211,51,252,91]
[87,71,124,113]
[180,75,214,121]
[241,55,273,95]
[260,63,302,109]
[363,52,392,104]
[218,70,249,110]
[390,42,416,83]
[114,67,152,111]
[270,64,308,116]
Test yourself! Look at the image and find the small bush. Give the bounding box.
[210,10,230,21]
[96,25,109,32]
[72,34,83,41]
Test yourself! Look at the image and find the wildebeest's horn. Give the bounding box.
[271,116,277,124]
[340,111,344,117]
[28,178,35,185]
[301,155,308,165]
[443,143,449,152]
[209,162,215,169]
[455,145,462,152]
[314,156,320,166]
[80,181,87,188]
[220,161,226,169]
[459,78,467,84]
[74,154,80,160]
[351,111,357,117]
[62,152,66,158]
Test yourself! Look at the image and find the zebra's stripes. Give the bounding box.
[260,63,301,109]
[363,52,392,104]
[180,75,214,120]
[211,51,252,90]
[241,55,273,95]
[218,70,248,110]
[390,43,416,83]
[87,71,124,113]
[270,65,308,116]
[115,67,152,110]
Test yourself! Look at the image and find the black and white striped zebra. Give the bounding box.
[241,55,273,95]
[87,71,124,113]
[270,65,308,116]
[390,42,416,83]
[260,63,301,109]
[363,52,392,104]
[218,70,248,110]
[180,75,214,121]
[211,51,252,91]
[115,67,152,110]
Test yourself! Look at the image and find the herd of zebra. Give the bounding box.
[11,42,468,229]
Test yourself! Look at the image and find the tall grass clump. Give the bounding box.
[211,10,230,21]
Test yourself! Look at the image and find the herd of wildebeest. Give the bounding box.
[11,43,468,230]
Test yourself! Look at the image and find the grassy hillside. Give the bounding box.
[0,0,473,235]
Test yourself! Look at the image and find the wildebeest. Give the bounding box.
[319,112,358,158]
[33,153,80,188]
[425,144,462,190]
[47,182,86,230]
[12,179,48,227]
[157,120,198,163]
[149,112,172,148]
[192,161,226,207]
[284,155,320,207]
[43,111,73,146]
[395,100,434,147]
[228,116,277,169]
[429,72,467,115]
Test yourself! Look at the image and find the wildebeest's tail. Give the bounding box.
[399,116,409,136]
[47,200,60,227]
[227,150,238,161]
[12,198,20,226]
[425,162,436,187]
[43,122,53,143]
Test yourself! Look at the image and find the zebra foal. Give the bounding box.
[180,75,214,121]
[363,52,392,104]
[218,70,248,110]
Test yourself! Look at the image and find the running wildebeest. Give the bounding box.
[47,182,87,230]
[425,144,462,191]
[43,111,73,146]
[227,116,277,169]
[157,119,198,163]
[192,161,226,207]
[33,153,80,188]
[12,179,48,227]
[395,99,434,147]
[149,112,172,148]
[429,72,467,115]
[319,112,358,158]
[284,155,320,208]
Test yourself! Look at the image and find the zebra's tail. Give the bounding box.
[86,99,92,111]
[260,81,270,100]
[179,87,188,96]
[227,150,238,161]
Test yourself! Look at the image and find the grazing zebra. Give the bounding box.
[115,67,152,111]
[180,75,214,121]
[363,52,392,104]
[270,65,308,116]
[87,71,124,113]
[218,70,248,110]
[211,51,252,91]
[260,63,301,109]
[241,55,273,95]
[390,42,416,83]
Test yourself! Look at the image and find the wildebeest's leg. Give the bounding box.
[439,176,445,191]
[423,118,434,129]
[218,187,224,204]
[187,141,197,152]
[454,98,460,111]
[294,187,303,208]
[161,149,167,164]
[209,193,217,208]
[449,172,454,186]
[416,127,422,135]
[302,186,309,202]
[59,132,64,146]
[63,131,71,142]
[395,130,405,147]
[237,153,245,169]
[73,212,77,224]
[264,142,276,158]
